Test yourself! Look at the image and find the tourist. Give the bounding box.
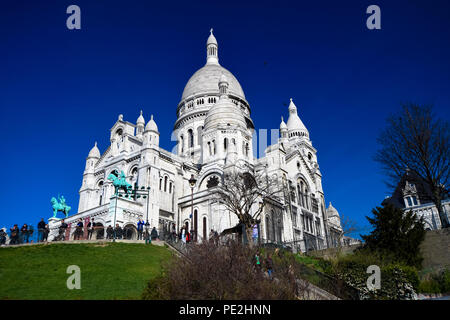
[254,252,262,273]
[181,227,186,245]
[114,224,123,239]
[37,218,46,242]
[144,228,150,244]
[171,225,177,241]
[106,225,113,239]
[0,228,7,245]
[74,219,83,240]
[151,227,158,241]
[59,219,68,241]
[186,230,191,243]
[9,225,19,245]
[265,254,273,279]
[87,218,94,240]
[43,224,49,242]
[20,224,29,244]
[137,219,144,240]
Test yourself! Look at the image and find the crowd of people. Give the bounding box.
[254,251,274,279]
[0,217,162,246]
[0,218,51,246]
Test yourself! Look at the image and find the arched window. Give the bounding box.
[224,138,228,152]
[131,167,138,185]
[169,182,172,193]
[203,217,207,241]
[98,180,104,206]
[245,143,249,157]
[194,209,198,242]
[180,135,184,153]
[207,142,212,156]
[265,215,271,241]
[188,129,194,148]
[159,178,162,190]
[164,176,168,192]
[197,126,202,145]
[212,140,216,155]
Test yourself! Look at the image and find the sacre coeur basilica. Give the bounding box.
[48,30,345,252]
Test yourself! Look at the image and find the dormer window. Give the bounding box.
[405,195,419,207]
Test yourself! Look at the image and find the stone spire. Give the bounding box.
[206,28,219,65]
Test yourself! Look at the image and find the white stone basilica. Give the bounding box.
[52,30,343,252]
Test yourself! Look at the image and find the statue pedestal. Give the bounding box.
[48,217,61,242]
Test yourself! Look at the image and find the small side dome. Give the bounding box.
[137,110,145,125]
[145,115,159,132]
[286,98,309,137]
[88,142,100,158]
[326,202,342,228]
[204,77,247,131]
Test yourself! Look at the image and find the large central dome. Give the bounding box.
[180,29,245,101]
[181,64,245,100]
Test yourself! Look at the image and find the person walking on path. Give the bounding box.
[254,251,262,273]
[265,254,274,279]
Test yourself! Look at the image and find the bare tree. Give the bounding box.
[213,165,282,244]
[374,103,450,228]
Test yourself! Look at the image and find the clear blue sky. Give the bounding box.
[1,0,449,234]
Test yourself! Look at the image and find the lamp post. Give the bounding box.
[188,174,197,242]
[112,185,151,242]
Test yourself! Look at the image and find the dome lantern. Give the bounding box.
[206,28,219,65]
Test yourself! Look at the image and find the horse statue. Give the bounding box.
[108,170,132,195]
[51,195,71,218]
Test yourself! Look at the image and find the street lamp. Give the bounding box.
[188,174,197,242]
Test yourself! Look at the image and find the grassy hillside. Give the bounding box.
[0,242,173,300]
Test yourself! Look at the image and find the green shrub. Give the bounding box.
[332,252,419,299]
[418,278,441,294]
[418,268,450,294]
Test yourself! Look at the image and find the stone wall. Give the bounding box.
[420,228,450,271]
[308,244,362,260]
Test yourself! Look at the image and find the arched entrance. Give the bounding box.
[94,223,105,240]
[123,224,137,240]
